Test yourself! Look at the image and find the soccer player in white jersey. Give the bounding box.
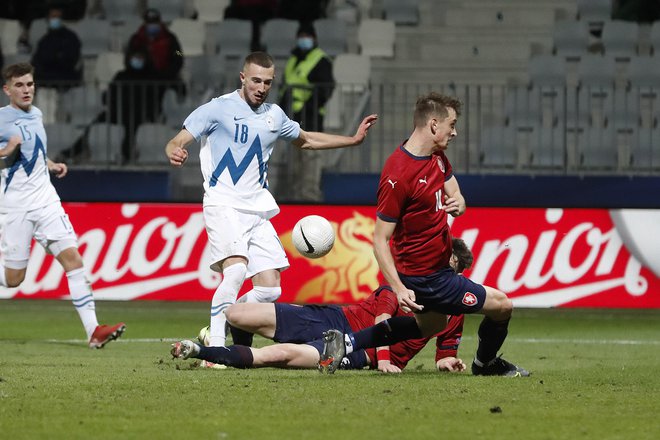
[0,63,125,348]
[165,52,377,350]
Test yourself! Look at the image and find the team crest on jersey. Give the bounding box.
[437,157,445,173]
[462,292,477,306]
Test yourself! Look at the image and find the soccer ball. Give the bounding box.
[292,215,335,259]
[198,325,210,346]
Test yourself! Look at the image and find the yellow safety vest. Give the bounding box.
[284,48,328,115]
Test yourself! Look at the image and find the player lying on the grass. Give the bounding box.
[170,239,473,373]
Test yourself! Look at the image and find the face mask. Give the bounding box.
[48,18,62,30]
[146,23,160,36]
[130,57,145,70]
[296,37,314,51]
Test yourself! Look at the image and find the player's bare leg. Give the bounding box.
[224,303,278,339]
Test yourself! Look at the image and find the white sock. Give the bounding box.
[67,268,99,339]
[344,334,355,355]
[236,286,282,304]
[0,265,7,287]
[209,263,247,347]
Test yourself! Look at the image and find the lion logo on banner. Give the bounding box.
[281,211,378,303]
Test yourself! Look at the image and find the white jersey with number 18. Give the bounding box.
[183,91,301,219]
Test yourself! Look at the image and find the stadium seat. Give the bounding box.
[94,51,125,91]
[170,18,205,57]
[333,54,371,92]
[261,18,298,58]
[146,0,184,23]
[207,19,252,57]
[135,123,178,164]
[382,0,420,26]
[193,0,229,23]
[102,0,141,23]
[0,19,21,56]
[577,0,612,24]
[313,18,348,57]
[553,20,590,60]
[600,20,639,60]
[504,85,542,129]
[358,19,395,58]
[528,54,567,88]
[651,21,660,55]
[87,123,125,163]
[59,86,105,127]
[528,123,566,168]
[44,123,84,159]
[69,19,112,57]
[28,19,49,49]
[630,125,660,169]
[479,124,518,168]
[579,125,618,169]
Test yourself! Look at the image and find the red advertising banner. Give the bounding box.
[1,203,658,308]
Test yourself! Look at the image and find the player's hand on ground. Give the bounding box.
[48,161,67,178]
[378,360,402,374]
[353,114,378,144]
[168,147,188,167]
[396,286,423,313]
[436,357,466,372]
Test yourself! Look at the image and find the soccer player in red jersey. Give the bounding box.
[170,239,473,373]
[319,92,529,377]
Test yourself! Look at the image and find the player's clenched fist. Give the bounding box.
[169,147,188,166]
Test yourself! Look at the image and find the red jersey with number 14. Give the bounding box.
[376,143,454,276]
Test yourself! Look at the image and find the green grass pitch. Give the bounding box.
[0,300,658,440]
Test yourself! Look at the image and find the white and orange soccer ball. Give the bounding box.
[292,215,335,259]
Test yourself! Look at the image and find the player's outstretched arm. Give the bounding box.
[292,114,378,150]
[165,129,194,167]
[47,159,67,178]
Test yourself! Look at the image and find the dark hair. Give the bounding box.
[297,22,317,38]
[3,63,35,83]
[451,237,473,274]
[413,92,462,127]
[243,51,274,70]
[144,8,161,23]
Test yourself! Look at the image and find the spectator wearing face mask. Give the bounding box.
[279,22,335,201]
[102,48,163,163]
[30,5,82,88]
[127,8,184,84]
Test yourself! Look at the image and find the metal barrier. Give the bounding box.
[4,80,659,183]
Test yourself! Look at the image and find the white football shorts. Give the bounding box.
[204,205,289,277]
[1,202,78,269]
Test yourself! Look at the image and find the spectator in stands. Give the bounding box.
[224,0,278,51]
[128,8,184,84]
[103,48,163,163]
[60,47,163,163]
[280,22,334,201]
[30,5,82,88]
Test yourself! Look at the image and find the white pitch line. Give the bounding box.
[40,336,660,346]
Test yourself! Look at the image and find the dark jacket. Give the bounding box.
[31,26,82,85]
[128,24,183,80]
